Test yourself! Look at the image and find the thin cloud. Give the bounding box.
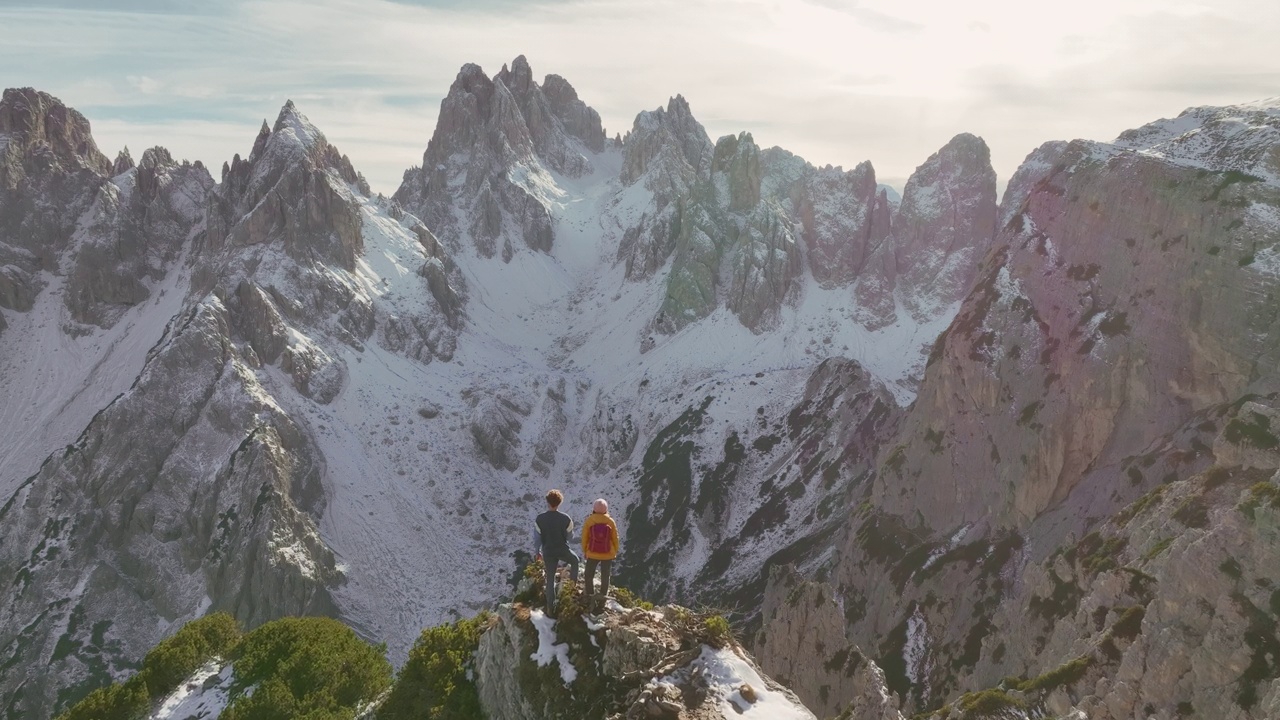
[0,0,1277,196]
[802,0,923,33]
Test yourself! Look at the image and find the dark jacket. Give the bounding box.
[534,509,574,554]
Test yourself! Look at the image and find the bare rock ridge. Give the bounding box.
[618,96,996,335]
[67,146,214,328]
[616,94,713,280]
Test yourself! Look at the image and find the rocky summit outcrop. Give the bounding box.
[474,595,818,720]
[394,56,605,260]
[755,565,906,720]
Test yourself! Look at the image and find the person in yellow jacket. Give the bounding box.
[581,498,620,610]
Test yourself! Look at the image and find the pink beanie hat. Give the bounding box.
[593,498,608,514]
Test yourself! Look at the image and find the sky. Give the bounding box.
[1,0,1277,195]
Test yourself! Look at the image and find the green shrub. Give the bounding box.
[1225,412,1279,450]
[55,677,149,720]
[700,615,733,649]
[1240,482,1280,516]
[611,586,653,611]
[141,612,241,698]
[1143,537,1174,561]
[223,616,392,720]
[957,688,1026,716]
[377,614,489,720]
[1016,655,1092,692]
[1172,494,1210,529]
[514,558,546,606]
[1110,606,1146,641]
[1115,485,1167,525]
[56,612,242,720]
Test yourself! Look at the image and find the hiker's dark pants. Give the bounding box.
[584,558,612,597]
[543,548,579,611]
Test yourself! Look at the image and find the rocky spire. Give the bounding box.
[799,160,888,287]
[0,88,114,307]
[249,119,272,162]
[112,146,135,176]
[854,132,997,328]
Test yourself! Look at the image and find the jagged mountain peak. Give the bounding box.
[496,53,535,93]
[207,99,370,272]
[271,98,324,149]
[394,56,605,258]
[620,94,711,191]
[0,86,111,187]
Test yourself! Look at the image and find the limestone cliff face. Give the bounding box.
[0,88,111,315]
[878,138,1278,532]
[0,301,339,720]
[652,132,805,332]
[759,102,1280,718]
[755,565,905,720]
[0,90,214,333]
[616,95,713,281]
[800,161,889,288]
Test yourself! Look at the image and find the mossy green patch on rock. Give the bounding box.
[1225,412,1279,450]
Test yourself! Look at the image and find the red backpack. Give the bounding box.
[587,521,613,555]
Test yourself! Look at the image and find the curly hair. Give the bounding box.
[545,489,564,508]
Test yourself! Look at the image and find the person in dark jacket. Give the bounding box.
[534,489,579,616]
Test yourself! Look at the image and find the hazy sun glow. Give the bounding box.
[0,0,1275,194]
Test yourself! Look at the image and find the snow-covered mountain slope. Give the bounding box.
[0,149,210,498]
[0,68,982,718]
[1113,97,1280,182]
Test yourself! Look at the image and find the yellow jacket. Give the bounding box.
[581,512,619,560]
